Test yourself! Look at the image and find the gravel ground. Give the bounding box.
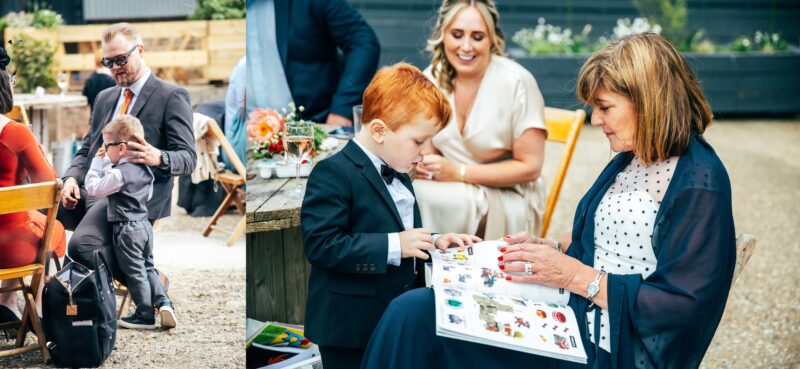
[1,203,245,368]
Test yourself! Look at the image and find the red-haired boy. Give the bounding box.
[301,63,480,369]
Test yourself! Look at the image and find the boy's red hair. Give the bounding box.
[361,63,451,131]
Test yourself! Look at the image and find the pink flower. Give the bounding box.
[246,108,284,144]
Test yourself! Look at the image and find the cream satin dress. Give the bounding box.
[414,55,547,239]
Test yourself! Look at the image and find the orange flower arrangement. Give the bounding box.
[247,103,327,160]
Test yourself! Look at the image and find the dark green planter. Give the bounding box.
[513,52,800,115]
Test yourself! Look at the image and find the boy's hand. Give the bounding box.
[399,228,434,260]
[434,233,482,251]
[96,147,106,158]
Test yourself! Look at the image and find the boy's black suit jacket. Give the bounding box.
[301,140,423,348]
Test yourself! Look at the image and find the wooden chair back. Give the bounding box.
[733,233,756,284]
[540,107,586,237]
[0,179,62,361]
[7,104,31,128]
[201,116,246,246]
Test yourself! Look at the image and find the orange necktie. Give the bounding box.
[119,88,134,116]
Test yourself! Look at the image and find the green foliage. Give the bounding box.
[31,9,64,29]
[729,31,789,53]
[513,17,793,56]
[189,0,246,20]
[8,33,57,93]
[512,18,598,55]
[632,0,687,48]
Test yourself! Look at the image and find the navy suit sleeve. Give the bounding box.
[322,0,380,120]
[606,188,736,368]
[301,158,390,274]
[161,87,197,176]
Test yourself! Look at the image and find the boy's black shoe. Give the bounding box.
[118,311,157,330]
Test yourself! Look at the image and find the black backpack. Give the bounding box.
[43,251,117,368]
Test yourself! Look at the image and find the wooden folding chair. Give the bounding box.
[733,233,756,285]
[7,104,31,128]
[0,180,62,362]
[540,107,586,237]
[202,117,246,246]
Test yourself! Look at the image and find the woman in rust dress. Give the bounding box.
[0,46,66,334]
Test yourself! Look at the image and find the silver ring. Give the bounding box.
[524,262,533,274]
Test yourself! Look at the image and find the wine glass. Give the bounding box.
[283,120,314,197]
[56,71,69,96]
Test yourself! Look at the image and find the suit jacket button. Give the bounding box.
[369,264,376,271]
[403,284,411,291]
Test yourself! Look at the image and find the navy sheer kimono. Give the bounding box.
[361,133,735,369]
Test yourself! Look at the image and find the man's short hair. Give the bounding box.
[102,114,144,142]
[102,22,143,47]
[361,63,451,132]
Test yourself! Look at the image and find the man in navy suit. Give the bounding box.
[301,64,480,369]
[247,0,380,125]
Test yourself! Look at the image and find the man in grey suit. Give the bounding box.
[59,23,196,329]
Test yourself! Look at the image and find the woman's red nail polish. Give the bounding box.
[497,256,503,261]
[505,276,512,281]
[500,247,507,252]
[499,264,505,270]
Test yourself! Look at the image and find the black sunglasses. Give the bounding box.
[104,141,127,147]
[101,45,139,68]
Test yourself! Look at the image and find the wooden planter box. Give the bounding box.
[5,19,245,84]
[513,52,800,115]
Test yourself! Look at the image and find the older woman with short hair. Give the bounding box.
[361,32,735,369]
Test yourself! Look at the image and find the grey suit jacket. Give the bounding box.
[64,74,196,220]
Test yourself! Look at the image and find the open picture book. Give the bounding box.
[427,240,588,364]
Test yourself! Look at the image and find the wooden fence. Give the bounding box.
[5,19,245,84]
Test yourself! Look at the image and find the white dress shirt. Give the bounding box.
[112,69,151,117]
[85,156,153,201]
[352,139,415,266]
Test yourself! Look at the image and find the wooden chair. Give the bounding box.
[201,117,247,246]
[540,107,586,237]
[733,233,756,285]
[0,180,62,362]
[8,104,31,128]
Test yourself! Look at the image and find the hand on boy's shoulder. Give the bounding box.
[399,228,434,260]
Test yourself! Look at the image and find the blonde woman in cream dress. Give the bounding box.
[414,0,547,239]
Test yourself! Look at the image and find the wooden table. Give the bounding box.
[246,137,346,325]
[14,94,88,148]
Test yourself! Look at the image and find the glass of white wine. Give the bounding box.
[283,120,314,197]
[56,71,69,96]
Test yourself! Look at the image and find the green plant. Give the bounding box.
[8,33,56,93]
[0,7,64,43]
[512,18,598,55]
[728,31,789,53]
[31,8,64,29]
[189,0,246,20]
[631,0,689,48]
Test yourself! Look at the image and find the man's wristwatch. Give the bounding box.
[159,150,170,169]
[587,270,606,308]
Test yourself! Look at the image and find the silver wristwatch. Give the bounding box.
[587,270,606,307]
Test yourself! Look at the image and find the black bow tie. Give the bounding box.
[380,164,400,185]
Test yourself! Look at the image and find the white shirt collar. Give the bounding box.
[124,69,152,97]
[352,137,388,175]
